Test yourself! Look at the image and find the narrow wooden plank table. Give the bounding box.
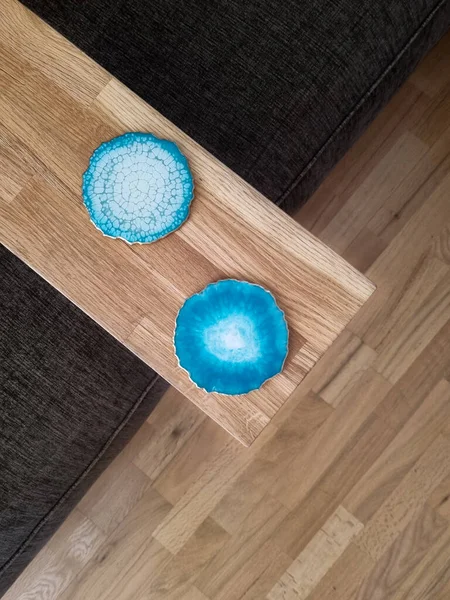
[0,0,375,445]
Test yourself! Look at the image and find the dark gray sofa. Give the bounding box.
[1,0,449,595]
[0,247,168,596]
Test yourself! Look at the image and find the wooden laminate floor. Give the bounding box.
[3,23,450,600]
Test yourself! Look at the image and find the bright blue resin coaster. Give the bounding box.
[82,132,194,243]
[174,280,289,395]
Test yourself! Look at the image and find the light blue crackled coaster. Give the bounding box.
[82,132,194,243]
[174,279,289,395]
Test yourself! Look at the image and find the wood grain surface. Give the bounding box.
[2,1,450,599]
[0,0,374,446]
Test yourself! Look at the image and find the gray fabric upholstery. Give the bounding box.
[0,245,169,596]
[19,0,450,212]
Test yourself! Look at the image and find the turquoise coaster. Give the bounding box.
[174,280,289,395]
[82,132,194,244]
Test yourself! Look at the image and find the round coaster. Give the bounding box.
[82,132,194,244]
[174,279,289,395]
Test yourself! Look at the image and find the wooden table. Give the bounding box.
[0,0,374,445]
